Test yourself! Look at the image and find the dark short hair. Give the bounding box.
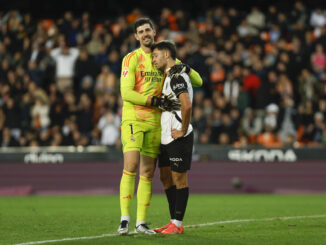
[134,18,154,33]
[151,40,177,60]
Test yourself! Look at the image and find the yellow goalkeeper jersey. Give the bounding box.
[120,48,163,126]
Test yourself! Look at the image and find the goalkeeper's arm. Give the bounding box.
[176,59,203,88]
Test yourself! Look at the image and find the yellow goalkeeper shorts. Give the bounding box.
[121,120,161,158]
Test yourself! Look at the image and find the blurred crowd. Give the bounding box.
[1,1,326,148]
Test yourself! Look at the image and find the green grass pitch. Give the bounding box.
[1,194,326,245]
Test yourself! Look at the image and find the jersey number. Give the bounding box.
[129,124,134,135]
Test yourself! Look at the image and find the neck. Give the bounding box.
[141,45,152,54]
[165,59,176,72]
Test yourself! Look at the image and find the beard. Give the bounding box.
[142,36,154,47]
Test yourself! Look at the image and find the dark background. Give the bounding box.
[2,0,326,19]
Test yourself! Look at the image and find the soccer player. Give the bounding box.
[118,18,202,235]
[152,40,194,234]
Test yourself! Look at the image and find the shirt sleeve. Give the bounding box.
[176,59,203,88]
[120,53,148,105]
[170,76,188,98]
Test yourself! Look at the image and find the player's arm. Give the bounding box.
[178,93,192,135]
[176,59,203,87]
[170,76,192,139]
[120,54,148,106]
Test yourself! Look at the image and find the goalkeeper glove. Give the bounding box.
[168,63,191,78]
[151,94,181,111]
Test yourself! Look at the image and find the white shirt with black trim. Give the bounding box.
[161,73,193,145]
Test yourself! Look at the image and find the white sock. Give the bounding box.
[136,221,145,227]
[121,216,130,222]
[172,219,182,228]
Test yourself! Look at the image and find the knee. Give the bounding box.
[140,164,155,178]
[124,161,138,173]
[160,172,171,185]
[160,168,173,189]
[142,169,154,178]
[172,172,188,188]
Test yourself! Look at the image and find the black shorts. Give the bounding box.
[158,132,193,173]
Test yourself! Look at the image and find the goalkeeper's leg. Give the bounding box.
[118,151,139,235]
[135,154,156,234]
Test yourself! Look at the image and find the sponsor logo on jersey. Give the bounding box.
[172,83,185,90]
[122,67,129,77]
[140,71,164,77]
[123,195,132,199]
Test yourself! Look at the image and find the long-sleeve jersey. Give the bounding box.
[120,47,202,126]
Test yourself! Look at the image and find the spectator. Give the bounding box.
[298,69,320,103]
[256,123,282,148]
[278,96,297,144]
[95,64,117,95]
[3,97,22,139]
[310,112,325,143]
[246,7,265,33]
[30,95,50,131]
[50,44,79,92]
[87,29,102,56]
[264,103,280,132]
[192,106,207,144]
[1,127,19,147]
[256,71,280,109]
[311,44,326,75]
[97,107,120,146]
[310,8,326,28]
[76,93,93,134]
[106,49,121,77]
[241,108,263,144]
[242,67,261,108]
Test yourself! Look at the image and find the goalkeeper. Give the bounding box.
[118,18,202,235]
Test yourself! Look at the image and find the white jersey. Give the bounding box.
[161,73,193,145]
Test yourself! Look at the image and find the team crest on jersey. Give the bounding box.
[122,67,129,78]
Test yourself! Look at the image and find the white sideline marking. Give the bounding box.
[13,214,326,245]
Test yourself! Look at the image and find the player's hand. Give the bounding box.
[151,94,181,111]
[168,64,191,78]
[171,129,185,139]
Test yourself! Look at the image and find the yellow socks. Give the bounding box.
[120,171,152,223]
[136,175,152,222]
[120,170,136,217]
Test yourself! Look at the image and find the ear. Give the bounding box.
[164,50,169,59]
[134,33,139,41]
[153,29,156,37]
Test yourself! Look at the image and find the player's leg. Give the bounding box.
[134,154,156,234]
[118,121,143,235]
[161,171,188,234]
[118,151,139,234]
[154,145,176,233]
[160,166,176,221]
[161,132,193,234]
[135,125,160,234]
